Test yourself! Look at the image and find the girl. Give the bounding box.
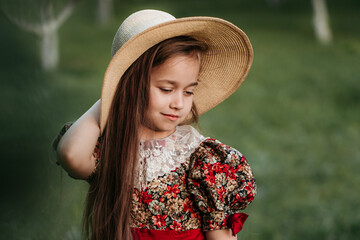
[54,9,256,240]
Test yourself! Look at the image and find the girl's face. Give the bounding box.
[140,54,200,140]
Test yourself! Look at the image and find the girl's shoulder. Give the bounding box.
[187,126,246,166]
[178,125,251,173]
[190,136,255,185]
[186,129,257,234]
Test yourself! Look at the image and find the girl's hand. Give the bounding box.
[56,99,101,179]
[205,229,237,240]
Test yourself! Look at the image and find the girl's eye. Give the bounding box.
[160,88,172,93]
[185,91,194,96]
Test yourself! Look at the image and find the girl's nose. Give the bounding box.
[170,92,184,110]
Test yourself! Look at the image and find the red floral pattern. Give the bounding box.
[131,138,256,233]
[54,125,256,235]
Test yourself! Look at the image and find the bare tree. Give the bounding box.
[311,0,332,44]
[0,0,78,70]
[97,0,113,26]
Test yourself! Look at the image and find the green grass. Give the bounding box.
[1,0,359,239]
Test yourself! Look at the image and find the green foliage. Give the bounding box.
[0,0,359,239]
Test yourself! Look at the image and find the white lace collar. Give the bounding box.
[136,125,206,189]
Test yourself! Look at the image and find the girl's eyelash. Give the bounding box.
[159,88,193,95]
[160,88,172,92]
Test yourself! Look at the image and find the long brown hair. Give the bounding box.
[83,36,207,240]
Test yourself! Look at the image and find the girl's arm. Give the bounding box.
[56,99,101,179]
[205,229,237,240]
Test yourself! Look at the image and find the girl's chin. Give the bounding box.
[139,124,176,140]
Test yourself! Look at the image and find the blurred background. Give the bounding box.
[0,0,359,239]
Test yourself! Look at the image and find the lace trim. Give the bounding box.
[137,125,206,189]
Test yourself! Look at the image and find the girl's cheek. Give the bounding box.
[186,98,194,111]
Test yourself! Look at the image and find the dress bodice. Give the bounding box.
[137,125,206,189]
[53,123,256,239]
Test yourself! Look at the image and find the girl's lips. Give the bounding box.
[162,113,179,121]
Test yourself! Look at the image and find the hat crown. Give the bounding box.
[111,10,176,56]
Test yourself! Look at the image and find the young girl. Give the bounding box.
[54,9,256,240]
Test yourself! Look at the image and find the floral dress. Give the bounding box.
[54,125,256,240]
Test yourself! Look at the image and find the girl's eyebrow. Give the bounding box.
[155,80,198,87]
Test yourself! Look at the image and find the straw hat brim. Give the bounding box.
[100,16,253,133]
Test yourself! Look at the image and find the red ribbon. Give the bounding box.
[228,213,249,236]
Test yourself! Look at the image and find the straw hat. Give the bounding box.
[100,9,253,133]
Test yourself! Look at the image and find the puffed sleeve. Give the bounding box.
[52,123,100,182]
[187,138,256,235]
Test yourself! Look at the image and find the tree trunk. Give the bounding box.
[41,29,58,70]
[1,0,76,71]
[98,0,113,25]
[312,0,332,44]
